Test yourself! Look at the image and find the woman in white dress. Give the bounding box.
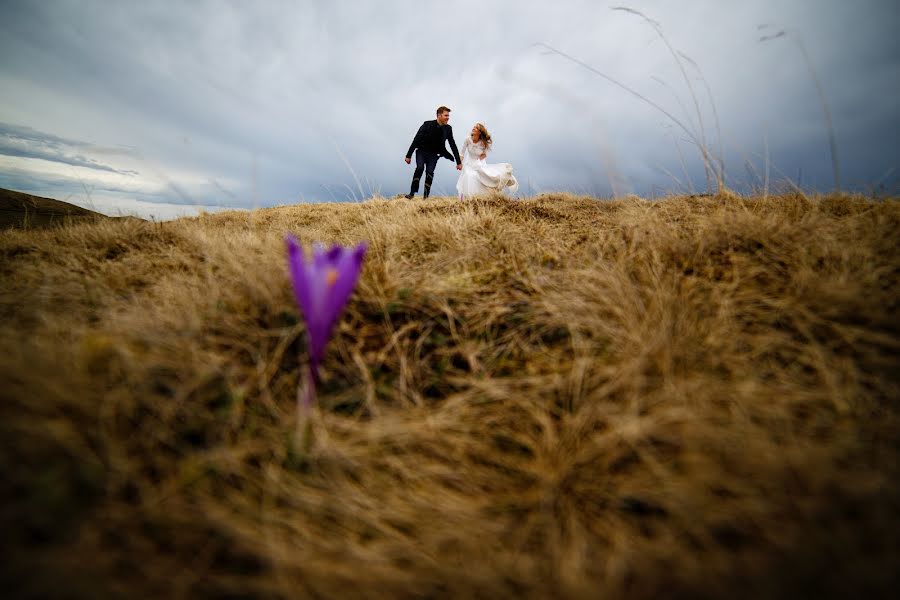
[456,123,518,199]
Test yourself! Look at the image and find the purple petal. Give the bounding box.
[322,242,367,331]
[312,243,329,269]
[285,235,314,322]
[306,277,332,371]
[286,235,328,371]
[326,244,342,262]
[287,237,367,374]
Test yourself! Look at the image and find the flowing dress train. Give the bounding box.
[456,136,518,198]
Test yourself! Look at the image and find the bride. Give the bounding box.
[456,122,518,199]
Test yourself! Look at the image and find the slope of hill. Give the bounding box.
[0,187,108,229]
[1,192,898,598]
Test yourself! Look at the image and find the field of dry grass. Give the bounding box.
[1,192,898,598]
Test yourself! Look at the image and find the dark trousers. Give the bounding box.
[409,150,439,198]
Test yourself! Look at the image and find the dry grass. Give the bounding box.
[1,192,899,598]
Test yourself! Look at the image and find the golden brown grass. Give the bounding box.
[1,192,898,599]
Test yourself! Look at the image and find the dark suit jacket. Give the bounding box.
[406,120,462,164]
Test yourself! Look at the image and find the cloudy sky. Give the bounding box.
[1,0,898,219]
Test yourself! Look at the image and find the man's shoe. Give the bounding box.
[404,193,414,199]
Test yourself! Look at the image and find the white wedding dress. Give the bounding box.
[456,136,518,198]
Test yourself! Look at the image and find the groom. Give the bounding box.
[404,105,462,199]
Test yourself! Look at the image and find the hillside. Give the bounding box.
[1,192,898,598]
[0,187,111,230]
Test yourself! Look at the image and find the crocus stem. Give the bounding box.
[294,364,317,456]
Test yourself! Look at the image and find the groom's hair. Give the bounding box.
[436,106,451,116]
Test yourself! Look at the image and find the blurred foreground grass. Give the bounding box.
[1,192,898,598]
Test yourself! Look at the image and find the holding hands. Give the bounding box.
[405,157,460,170]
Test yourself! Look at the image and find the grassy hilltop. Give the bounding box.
[1,192,899,598]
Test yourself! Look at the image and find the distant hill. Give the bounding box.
[0,187,109,230]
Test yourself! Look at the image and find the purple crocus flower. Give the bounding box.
[285,234,367,376]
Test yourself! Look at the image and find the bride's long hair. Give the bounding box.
[472,122,493,149]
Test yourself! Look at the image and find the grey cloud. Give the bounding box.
[0,0,898,214]
[208,178,237,200]
[0,166,147,204]
[0,122,140,175]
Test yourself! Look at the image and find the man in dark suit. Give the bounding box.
[404,105,462,199]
